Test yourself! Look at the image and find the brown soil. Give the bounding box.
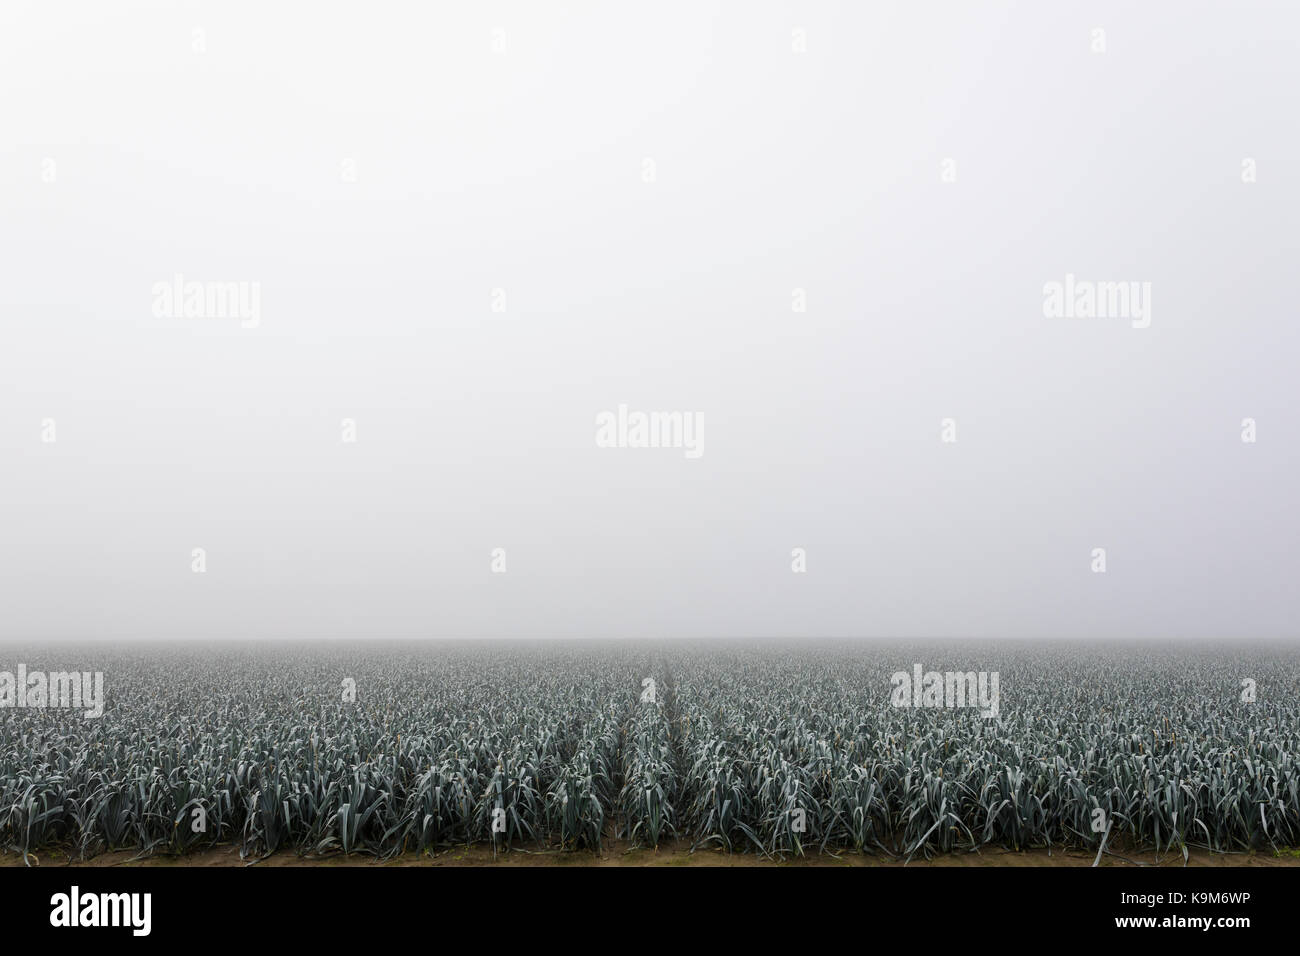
[7,841,1299,868]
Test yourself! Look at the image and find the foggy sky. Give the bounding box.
[2,2,1297,641]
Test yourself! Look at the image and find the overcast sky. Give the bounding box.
[2,2,1297,641]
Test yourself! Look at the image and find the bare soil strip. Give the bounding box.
[8,841,1299,868]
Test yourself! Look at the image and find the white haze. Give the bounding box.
[1,2,1297,641]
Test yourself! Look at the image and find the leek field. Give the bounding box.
[2,640,1298,863]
